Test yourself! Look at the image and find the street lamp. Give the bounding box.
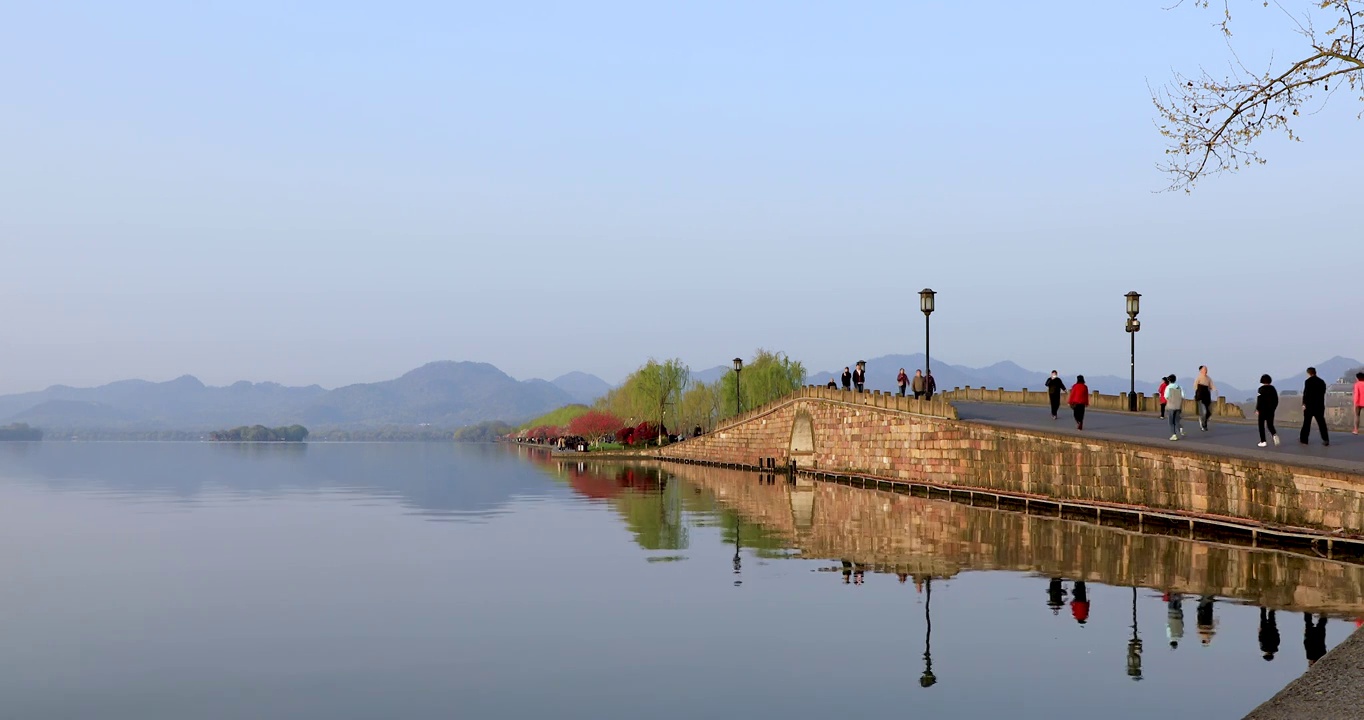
[1125,291,1142,412]
[919,289,936,376]
[1126,587,1143,681]
[920,576,937,688]
[733,357,744,415]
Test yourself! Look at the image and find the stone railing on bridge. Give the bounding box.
[940,386,1246,419]
[707,385,957,437]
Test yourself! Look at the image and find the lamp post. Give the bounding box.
[1126,586,1143,681]
[1125,291,1142,412]
[919,289,936,376]
[733,357,744,415]
[920,576,937,688]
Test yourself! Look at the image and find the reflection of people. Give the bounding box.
[1259,608,1280,661]
[1166,593,1185,649]
[897,573,909,584]
[1047,578,1067,615]
[1304,613,1328,666]
[1071,581,1090,625]
[842,560,852,584]
[1197,596,1217,646]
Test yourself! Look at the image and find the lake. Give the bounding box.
[0,441,1355,719]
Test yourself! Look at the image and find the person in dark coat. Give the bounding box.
[1300,367,1330,446]
[841,367,852,391]
[852,362,866,393]
[1304,613,1328,666]
[924,371,937,400]
[1256,374,1280,447]
[1259,608,1280,661]
[1044,370,1067,420]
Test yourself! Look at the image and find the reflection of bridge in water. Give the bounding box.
[572,459,1364,617]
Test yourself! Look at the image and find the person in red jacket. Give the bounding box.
[1068,375,1090,430]
[1157,376,1170,419]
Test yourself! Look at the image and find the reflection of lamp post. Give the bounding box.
[733,357,744,415]
[732,515,742,586]
[1127,586,1143,681]
[920,576,937,688]
[919,289,936,376]
[1125,291,1142,412]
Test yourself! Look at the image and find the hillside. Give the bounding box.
[0,361,577,432]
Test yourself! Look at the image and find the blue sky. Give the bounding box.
[1,1,1359,393]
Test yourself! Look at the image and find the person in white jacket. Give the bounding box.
[1164,375,1185,440]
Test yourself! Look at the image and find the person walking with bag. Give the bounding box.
[1044,371,1066,420]
[1165,375,1186,440]
[1157,376,1170,419]
[1067,375,1089,430]
[1300,367,1330,446]
[1255,374,1280,448]
[1194,366,1217,431]
[897,368,909,397]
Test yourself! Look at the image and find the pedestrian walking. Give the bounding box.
[1157,376,1170,418]
[1197,596,1218,646]
[1044,370,1066,420]
[1070,581,1090,625]
[1165,375,1186,440]
[852,362,866,393]
[1354,371,1364,434]
[1166,593,1185,649]
[1194,366,1217,431]
[1256,374,1280,448]
[924,371,937,400]
[1304,613,1328,667]
[1259,608,1280,661]
[1300,367,1330,446]
[912,370,926,399]
[1067,375,1089,430]
[841,366,852,391]
[897,368,908,397]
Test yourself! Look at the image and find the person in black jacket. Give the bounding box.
[852,362,866,393]
[1256,374,1280,447]
[1044,370,1067,420]
[841,367,852,391]
[1300,367,1330,446]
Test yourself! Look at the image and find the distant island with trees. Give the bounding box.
[0,423,43,441]
[209,425,309,442]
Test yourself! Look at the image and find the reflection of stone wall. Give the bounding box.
[657,390,1364,533]
[671,463,1364,616]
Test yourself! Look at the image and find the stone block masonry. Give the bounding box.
[658,387,1364,535]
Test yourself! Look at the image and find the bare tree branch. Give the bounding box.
[1154,0,1364,190]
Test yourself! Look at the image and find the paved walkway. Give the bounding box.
[954,402,1364,476]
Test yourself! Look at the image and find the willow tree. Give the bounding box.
[719,350,807,419]
[597,358,689,444]
[1153,1,1364,190]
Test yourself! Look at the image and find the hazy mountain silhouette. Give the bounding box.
[0,361,575,431]
[808,353,1250,400]
[548,371,612,404]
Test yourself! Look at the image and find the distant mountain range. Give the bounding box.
[807,354,1362,402]
[0,362,614,432]
[4,354,1356,434]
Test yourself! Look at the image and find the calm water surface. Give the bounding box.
[0,442,1356,719]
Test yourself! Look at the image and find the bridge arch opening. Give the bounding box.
[790,411,815,466]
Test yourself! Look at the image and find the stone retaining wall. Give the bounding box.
[670,463,1364,616]
[657,393,1364,534]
